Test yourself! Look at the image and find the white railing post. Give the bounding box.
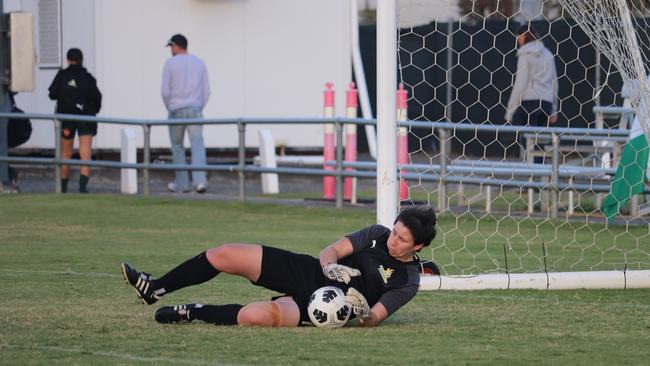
[120,128,138,194]
[258,129,279,194]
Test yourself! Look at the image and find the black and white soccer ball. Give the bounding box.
[307,286,351,328]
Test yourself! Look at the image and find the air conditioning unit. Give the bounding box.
[9,12,36,92]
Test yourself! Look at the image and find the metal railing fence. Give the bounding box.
[0,111,636,211]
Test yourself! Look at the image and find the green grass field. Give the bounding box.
[1,195,649,365]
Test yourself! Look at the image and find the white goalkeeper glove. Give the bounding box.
[322,263,361,284]
[345,287,371,320]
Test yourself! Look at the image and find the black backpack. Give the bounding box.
[7,94,32,148]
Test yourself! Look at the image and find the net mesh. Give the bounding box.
[396,0,650,275]
[557,0,650,138]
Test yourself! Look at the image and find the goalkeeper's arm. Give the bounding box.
[357,302,388,327]
[319,237,354,267]
[320,238,361,284]
[344,287,388,327]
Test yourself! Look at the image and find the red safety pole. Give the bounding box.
[344,82,358,202]
[397,83,409,201]
[323,82,336,199]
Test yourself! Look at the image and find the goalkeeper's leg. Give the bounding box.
[122,244,263,303]
[157,244,263,293]
[155,296,300,327]
[204,244,263,281]
[236,297,301,327]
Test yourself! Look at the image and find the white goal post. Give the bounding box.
[376,0,399,227]
[374,0,650,289]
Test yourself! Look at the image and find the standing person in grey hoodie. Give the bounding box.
[506,25,558,162]
[162,34,211,193]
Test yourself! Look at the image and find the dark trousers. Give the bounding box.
[513,100,553,164]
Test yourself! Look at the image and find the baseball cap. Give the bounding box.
[166,34,188,49]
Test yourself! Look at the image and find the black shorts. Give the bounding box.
[61,121,98,140]
[254,246,334,323]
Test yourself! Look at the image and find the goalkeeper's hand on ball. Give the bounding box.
[322,263,361,284]
[345,287,371,320]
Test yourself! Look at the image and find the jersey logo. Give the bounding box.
[67,79,78,88]
[371,240,377,248]
[378,265,394,284]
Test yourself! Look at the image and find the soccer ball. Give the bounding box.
[307,286,351,328]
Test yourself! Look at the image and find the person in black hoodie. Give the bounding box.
[48,48,102,193]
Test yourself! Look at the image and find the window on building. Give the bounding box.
[38,0,61,68]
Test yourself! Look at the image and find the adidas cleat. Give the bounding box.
[154,304,202,324]
[121,262,161,305]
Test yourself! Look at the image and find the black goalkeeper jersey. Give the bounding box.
[339,224,421,316]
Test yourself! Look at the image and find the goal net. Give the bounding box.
[392,0,650,289]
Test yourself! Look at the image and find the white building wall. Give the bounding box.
[8,0,352,149]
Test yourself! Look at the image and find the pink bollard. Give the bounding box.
[344,82,358,201]
[397,83,409,201]
[323,82,336,199]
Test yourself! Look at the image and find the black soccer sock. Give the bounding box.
[61,178,69,193]
[155,251,220,295]
[79,175,89,193]
[190,304,243,325]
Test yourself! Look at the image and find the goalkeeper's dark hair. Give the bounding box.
[394,205,437,248]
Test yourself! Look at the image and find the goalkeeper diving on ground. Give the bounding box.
[121,205,439,327]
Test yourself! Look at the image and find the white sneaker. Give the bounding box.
[168,182,190,193]
[0,183,18,194]
[195,183,207,194]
